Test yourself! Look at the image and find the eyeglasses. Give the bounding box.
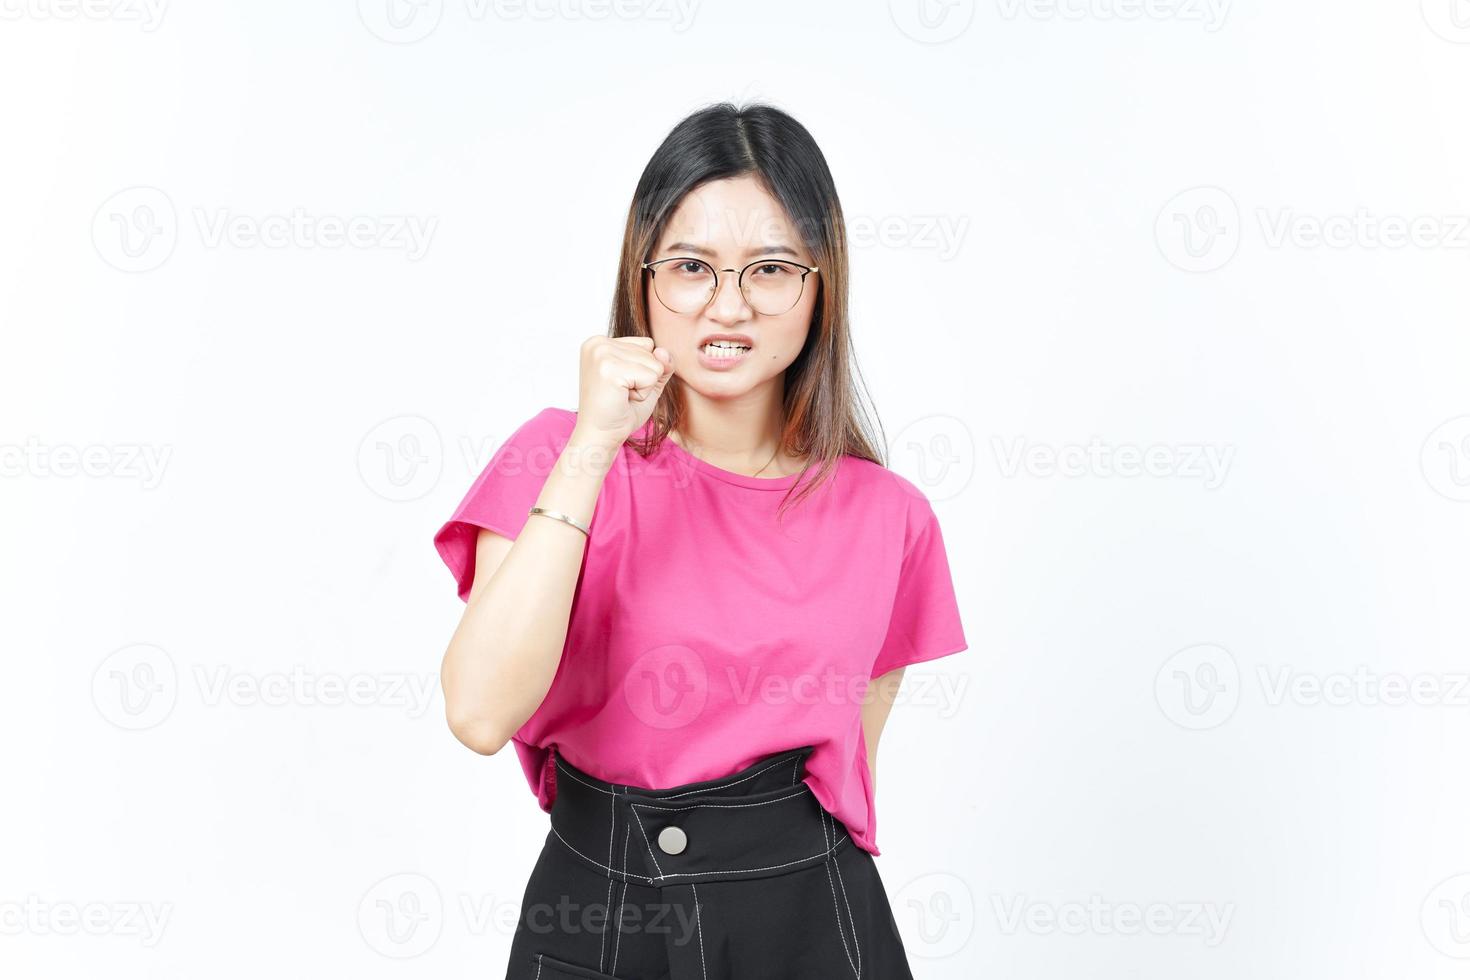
[641,257,819,317]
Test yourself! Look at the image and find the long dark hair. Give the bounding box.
[609,101,885,520]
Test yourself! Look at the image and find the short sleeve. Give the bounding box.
[870,497,969,678]
[432,406,579,602]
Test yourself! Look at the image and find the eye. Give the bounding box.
[751,262,794,278]
[672,260,708,277]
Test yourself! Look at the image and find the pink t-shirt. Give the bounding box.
[433,406,969,856]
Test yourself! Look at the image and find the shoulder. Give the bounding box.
[522,405,578,435]
[500,405,579,450]
[834,456,945,557]
[838,455,936,515]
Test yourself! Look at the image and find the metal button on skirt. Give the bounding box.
[502,743,916,980]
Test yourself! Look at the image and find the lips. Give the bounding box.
[698,332,753,352]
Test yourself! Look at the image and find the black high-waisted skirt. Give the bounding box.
[503,743,915,980]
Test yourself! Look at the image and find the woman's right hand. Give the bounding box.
[574,335,675,447]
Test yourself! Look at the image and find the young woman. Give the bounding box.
[434,102,968,980]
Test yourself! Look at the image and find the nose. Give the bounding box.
[705,268,753,323]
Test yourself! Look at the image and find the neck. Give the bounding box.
[672,386,791,476]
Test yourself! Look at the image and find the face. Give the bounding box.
[644,175,820,401]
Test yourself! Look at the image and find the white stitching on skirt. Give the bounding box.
[690,882,709,980]
[820,810,861,979]
[612,825,629,975]
[550,822,850,884]
[627,788,811,812]
[552,824,658,884]
[827,810,862,978]
[649,838,849,881]
[659,754,802,798]
[600,784,616,972]
[629,806,667,880]
[554,753,805,800]
[555,762,620,795]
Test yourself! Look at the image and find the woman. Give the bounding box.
[434,101,968,980]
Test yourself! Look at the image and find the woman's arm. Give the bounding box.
[438,336,674,756]
[862,666,906,796]
[438,423,617,755]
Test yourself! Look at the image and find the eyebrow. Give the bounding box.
[660,241,803,261]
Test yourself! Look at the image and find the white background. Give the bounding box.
[3,1,1469,977]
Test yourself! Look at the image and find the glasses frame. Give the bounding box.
[640,256,820,316]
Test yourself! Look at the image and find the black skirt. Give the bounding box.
[503,743,915,980]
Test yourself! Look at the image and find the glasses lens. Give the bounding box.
[742,261,807,316]
[649,259,716,314]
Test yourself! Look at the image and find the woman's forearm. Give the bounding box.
[440,426,617,754]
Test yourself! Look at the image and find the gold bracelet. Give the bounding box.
[527,506,590,537]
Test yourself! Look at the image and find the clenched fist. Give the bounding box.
[573,336,675,448]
